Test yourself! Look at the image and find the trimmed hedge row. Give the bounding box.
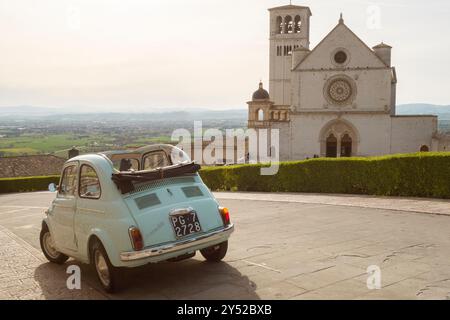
[0,175,60,194]
[200,152,450,199]
[1,153,449,198]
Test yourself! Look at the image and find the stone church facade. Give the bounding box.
[248,4,446,160]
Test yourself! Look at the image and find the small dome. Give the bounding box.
[252,81,270,101]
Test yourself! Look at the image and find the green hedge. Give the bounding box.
[199,152,450,199]
[0,175,60,194]
[1,153,449,198]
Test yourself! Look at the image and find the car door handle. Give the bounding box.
[77,207,106,215]
[54,204,75,210]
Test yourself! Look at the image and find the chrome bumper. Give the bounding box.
[120,224,234,262]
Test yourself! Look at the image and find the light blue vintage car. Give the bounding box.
[40,144,234,292]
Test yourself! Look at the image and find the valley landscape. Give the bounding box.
[0,104,448,158]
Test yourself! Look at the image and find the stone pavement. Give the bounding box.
[1,191,450,299]
[0,225,106,300]
[214,192,450,216]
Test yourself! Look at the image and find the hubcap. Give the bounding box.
[94,250,110,287]
[43,232,59,259]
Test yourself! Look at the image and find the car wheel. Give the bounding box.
[40,224,69,264]
[200,241,228,262]
[91,239,122,293]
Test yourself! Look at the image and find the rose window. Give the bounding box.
[327,79,353,104]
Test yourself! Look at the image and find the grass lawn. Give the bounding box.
[0,147,38,155]
[0,134,115,156]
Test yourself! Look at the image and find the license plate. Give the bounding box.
[170,210,202,238]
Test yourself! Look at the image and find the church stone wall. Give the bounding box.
[289,113,392,159]
[270,122,291,161]
[298,24,387,70]
[390,116,438,153]
[437,135,450,152]
[293,69,392,112]
[346,114,391,156]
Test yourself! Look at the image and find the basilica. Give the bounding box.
[248,4,449,160]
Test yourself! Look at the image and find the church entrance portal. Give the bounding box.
[341,134,352,157]
[326,134,338,157]
[320,120,359,158]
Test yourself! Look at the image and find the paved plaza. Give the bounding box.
[0,191,449,299]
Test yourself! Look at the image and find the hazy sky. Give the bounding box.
[1,0,449,111]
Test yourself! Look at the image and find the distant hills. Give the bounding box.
[0,104,449,120]
[396,104,450,119]
[0,106,248,120]
[0,106,64,116]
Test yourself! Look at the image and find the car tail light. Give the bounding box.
[128,226,144,251]
[219,207,231,226]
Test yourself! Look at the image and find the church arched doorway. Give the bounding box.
[319,119,359,158]
[326,134,338,157]
[341,134,352,157]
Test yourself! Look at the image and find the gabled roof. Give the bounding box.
[296,19,389,69]
[268,5,312,16]
[0,154,66,178]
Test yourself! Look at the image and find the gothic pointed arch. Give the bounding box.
[319,119,360,157]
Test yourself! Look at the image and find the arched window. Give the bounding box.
[276,16,283,34]
[341,134,352,157]
[258,109,264,121]
[420,145,429,152]
[294,15,301,33]
[285,16,293,34]
[326,134,338,158]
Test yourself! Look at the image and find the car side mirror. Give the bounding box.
[48,183,58,192]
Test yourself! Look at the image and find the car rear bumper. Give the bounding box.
[120,224,234,262]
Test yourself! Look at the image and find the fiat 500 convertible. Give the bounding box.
[40,144,234,292]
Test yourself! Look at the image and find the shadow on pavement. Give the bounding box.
[34,255,259,300]
[33,261,106,299]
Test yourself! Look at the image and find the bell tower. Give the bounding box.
[269,4,311,106]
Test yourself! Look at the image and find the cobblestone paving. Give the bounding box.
[0,225,106,300]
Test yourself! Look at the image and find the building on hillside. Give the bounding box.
[248,4,447,160]
[0,155,66,178]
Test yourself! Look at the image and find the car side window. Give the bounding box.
[143,151,170,170]
[79,165,101,199]
[58,165,77,197]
